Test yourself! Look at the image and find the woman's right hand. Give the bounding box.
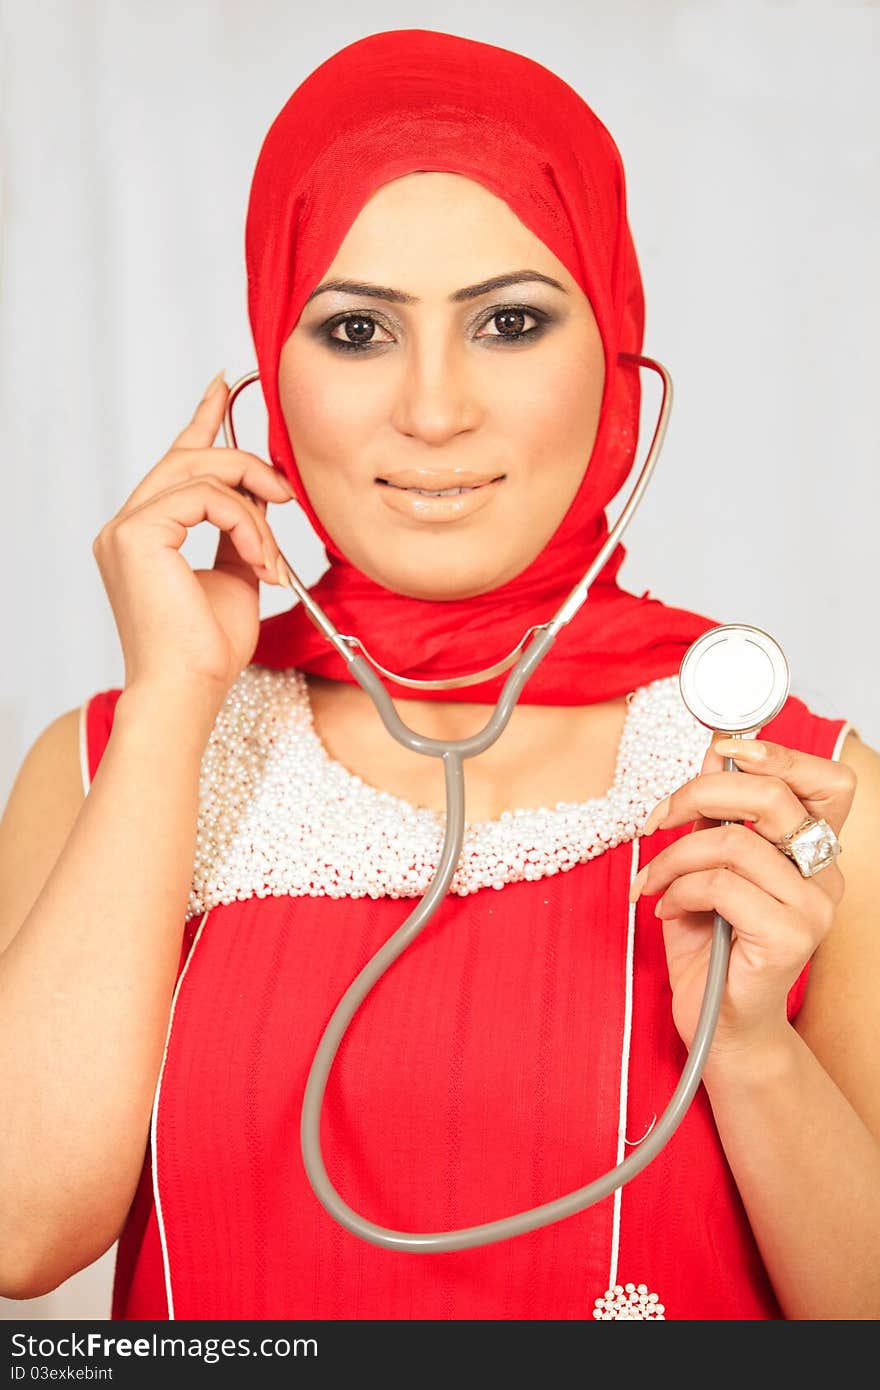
[92,370,297,716]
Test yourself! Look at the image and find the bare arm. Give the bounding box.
[0,373,292,1300]
[701,730,880,1319]
[0,684,217,1298]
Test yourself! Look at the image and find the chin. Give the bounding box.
[369,563,510,602]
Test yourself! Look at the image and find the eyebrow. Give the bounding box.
[303,270,568,307]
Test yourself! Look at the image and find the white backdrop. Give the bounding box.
[1,0,877,1320]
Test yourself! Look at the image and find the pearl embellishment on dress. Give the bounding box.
[593,1282,666,1319]
[184,665,713,922]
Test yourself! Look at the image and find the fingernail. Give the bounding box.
[203,369,226,399]
[644,796,671,835]
[262,541,274,573]
[276,554,290,588]
[715,739,766,760]
[629,865,650,903]
[278,474,297,497]
[654,895,666,917]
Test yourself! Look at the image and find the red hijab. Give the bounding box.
[247,28,717,703]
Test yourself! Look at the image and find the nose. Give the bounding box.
[389,336,482,446]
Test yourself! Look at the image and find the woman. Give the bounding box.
[1,29,878,1321]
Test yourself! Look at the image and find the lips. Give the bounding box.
[375,474,505,520]
[376,471,506,491]
[379,481,493,497]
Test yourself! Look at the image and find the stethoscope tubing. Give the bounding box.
[300,645,733,1252]
[223,353,734,1251]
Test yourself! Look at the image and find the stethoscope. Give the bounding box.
[223,353,791,1253]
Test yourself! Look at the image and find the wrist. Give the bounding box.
[700,1022,802,1096]
[116,679,225,752]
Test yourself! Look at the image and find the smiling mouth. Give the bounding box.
[376,476,506,497]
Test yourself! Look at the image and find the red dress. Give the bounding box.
[80,665,853,1320]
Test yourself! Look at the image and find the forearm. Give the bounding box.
[0,683,217,1287]
[702,1025,880,1319]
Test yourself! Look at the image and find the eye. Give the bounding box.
[475,307,543,342]
[326,314,394,351]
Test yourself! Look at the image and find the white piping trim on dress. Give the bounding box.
[607,834,641,1292]
[150,908,212,1321]
[78,702,91,795]
[832,721,857,763]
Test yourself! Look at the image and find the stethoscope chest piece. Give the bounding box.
[679,623,791,735]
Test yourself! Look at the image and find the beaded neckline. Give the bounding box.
[185,665,714,916]
[297,668,638,832]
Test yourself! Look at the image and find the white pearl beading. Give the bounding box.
[184,665,713,922]
[593,1282,666,1319]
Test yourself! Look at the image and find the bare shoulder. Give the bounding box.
[794,727,880,1138]
[0,706,85,956]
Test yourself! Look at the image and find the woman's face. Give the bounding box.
[278,172,605,600]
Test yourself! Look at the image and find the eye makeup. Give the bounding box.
[312,303,556,354]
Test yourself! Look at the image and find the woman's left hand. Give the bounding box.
[632,736,857,1058]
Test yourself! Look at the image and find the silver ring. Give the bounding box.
[775,815,842,878]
